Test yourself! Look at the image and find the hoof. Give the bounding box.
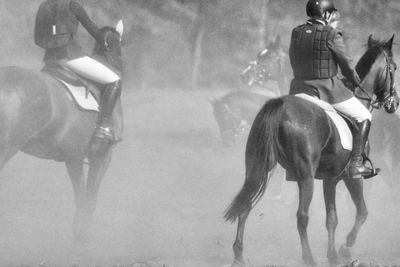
[229,259,247,267]
[338,244,352,260]
[303,256,317,266]
[328,251,343,265]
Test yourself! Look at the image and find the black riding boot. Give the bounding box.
[349,120,374,179]
[93,80,122,142]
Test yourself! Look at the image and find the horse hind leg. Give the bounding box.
[232,207,250,267]
[297,176,316,266]
[323,177,341,265]
[226,148,273,267]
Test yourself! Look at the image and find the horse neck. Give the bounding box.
[357,54,386,107]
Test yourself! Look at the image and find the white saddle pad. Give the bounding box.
[58,79,99,112]
[295,93,352,150]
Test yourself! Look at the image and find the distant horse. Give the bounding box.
[225,35,399,266]
[210,90,276,146]
[213,36,289,146]
[0,22,124,245]
[240,35,290,95]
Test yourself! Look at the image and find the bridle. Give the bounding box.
[355,49,397,112]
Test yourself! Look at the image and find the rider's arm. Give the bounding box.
[328,31,361,87]
[69,0,100,41]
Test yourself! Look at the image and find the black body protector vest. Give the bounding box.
[34,0,78,49]
[290,23,338,79]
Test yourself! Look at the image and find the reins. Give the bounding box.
[354,50,395,112]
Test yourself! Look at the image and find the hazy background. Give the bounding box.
[0,0,399,266]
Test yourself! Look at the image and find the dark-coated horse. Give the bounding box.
[240,35,290,95]
[225,35,399,266]
[214,35,289,146]
[0,22,124,246]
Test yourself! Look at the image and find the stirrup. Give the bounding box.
[350,157,380,179]
[362,157,380,179]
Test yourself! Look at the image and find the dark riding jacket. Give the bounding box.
[289,19,360,103]
[34,0,99,62]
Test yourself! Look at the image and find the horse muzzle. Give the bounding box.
[384,93,399,113]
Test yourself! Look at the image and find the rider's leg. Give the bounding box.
[332,97,373,178]
[65,56,121,142]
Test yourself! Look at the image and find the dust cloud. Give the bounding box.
[0,1,399,267]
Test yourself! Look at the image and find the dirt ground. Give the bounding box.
[0,87,399,267]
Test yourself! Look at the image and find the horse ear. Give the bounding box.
[368,34,374,48]
[116,20,124,37]
[385,34,395,50]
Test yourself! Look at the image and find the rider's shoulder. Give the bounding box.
[326,25,343,39]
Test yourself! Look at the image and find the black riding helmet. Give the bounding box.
[306,0,337,18]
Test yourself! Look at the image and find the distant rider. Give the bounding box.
[289,0,375,178]
[34,0,121,143]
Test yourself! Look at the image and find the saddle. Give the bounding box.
[42,61,100,112]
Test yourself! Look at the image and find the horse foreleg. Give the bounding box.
[232,207,250,267]
[323,178,340,264]
[65,159,87,244]
[83,142,113,237]
[339,177,368,260]
[297,177,315,266]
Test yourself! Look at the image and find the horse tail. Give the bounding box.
[224,97,285,222]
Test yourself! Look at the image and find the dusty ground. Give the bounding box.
[0,87,399,267]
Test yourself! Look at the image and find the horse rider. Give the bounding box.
[34,0,121,143]
[289,0,375,179]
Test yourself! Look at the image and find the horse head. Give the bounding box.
[211,97,238,146]
[92,20,124,76]
[356,34,399,113]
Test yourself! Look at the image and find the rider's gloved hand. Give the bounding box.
[343,70,361,92]
[341,77,356,92]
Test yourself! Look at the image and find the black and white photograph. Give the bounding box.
[0,0,399,266]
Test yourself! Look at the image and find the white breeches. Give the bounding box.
[332,97,372,122]
[65,56,120,85]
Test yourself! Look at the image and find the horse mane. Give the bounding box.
[355,39,391,80]
[92,26,122,75]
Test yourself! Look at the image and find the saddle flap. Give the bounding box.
[57,80,99,112]
[42,61,100,112]
[295,93,353,151]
